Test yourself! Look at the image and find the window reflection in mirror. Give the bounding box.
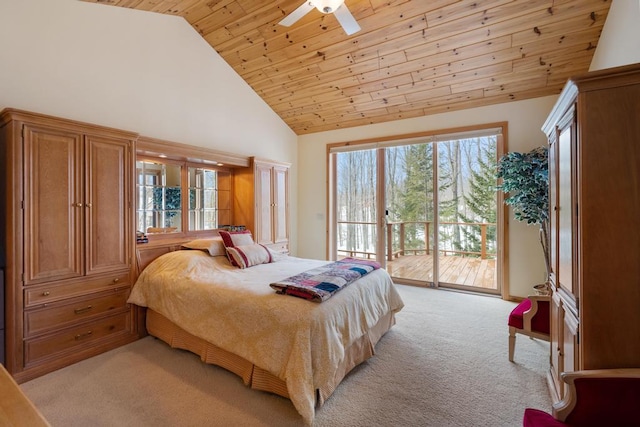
[136,160,182,233]
[188,167,232,230]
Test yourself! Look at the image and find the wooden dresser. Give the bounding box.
[0,269,4,365]
[0,109,140,383]
[542,63,640,401]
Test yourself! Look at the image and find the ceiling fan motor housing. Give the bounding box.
[313,0,345,14]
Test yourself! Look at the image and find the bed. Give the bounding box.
[129,236,404,424]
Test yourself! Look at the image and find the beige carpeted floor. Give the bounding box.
[21,285,552,427]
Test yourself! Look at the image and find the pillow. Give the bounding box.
[226,243,273,269]
[219,230,256,266]
[219,230,254,246]
[181,238,226,257]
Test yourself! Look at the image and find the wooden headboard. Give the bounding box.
[135,232,222,275]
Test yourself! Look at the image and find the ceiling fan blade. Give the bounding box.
[278,1,315,27]
[333,4,361,35]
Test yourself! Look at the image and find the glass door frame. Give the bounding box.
[327,123,509,298]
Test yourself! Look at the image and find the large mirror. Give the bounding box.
[136,159,232,235]
[136,160,182,233]
[188,166,231,230]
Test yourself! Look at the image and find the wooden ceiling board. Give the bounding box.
[82,0,611,134]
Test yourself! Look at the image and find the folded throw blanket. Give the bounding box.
[270,257,381,302]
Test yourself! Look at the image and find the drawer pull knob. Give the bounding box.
[42,291,50,296]
[74,331,93,340]
[74,305,93,315]
[113,278,119,283]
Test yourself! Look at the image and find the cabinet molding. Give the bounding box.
[136,135,250,167]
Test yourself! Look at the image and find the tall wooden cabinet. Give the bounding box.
[0,109,139,382]
[542,63,640,401]
[0,269,4,366]
[234,157,290,253]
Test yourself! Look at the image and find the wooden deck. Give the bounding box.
[385,254,497,289]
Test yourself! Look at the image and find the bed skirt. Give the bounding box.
[145,308,396,407]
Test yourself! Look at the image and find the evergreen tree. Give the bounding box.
[438,141,463,255]
[459,138,498,257]
[398,143,434,252]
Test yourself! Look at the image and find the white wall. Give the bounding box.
[0,0,298,252]
[589,0,640,71]
[298,96,557,298]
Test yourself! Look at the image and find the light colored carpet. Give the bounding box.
[21,285,552,426]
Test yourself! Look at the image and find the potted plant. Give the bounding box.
[497,146,550,293]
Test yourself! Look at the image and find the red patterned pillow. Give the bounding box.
[218,230,255,266]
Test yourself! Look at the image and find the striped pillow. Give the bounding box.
[219,230,257,267]
[226,243,273,269]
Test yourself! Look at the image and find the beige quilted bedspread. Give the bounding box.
[128,250,404,423]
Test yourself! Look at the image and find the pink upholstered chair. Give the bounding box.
[508,295,550,362]
[523,369,640,426]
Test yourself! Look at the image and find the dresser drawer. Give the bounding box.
[24,272,130,307]
[25,288,130,337]
[24,311,132,366]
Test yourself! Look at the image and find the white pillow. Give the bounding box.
[181,238,226,256]
[226,243,273,269]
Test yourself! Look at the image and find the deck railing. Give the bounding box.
[337,220,496,261]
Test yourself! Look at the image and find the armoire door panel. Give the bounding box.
[255,164,273,245]
[557,122,574,296]
[550,293,563,398]
[85,136,130,275]
[548,138,558,287]
[23,125,83,284]
[562,309,578,374]
[273,165,288,244]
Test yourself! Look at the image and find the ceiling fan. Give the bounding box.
[278,0,361,35]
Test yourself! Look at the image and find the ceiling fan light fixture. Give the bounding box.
[312,0,346,14]
[279,0,359,35]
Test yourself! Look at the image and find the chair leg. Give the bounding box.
[509,327,516,362]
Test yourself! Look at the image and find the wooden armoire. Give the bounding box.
[0,109,140,382]
[541,63,640,401]
[234,157,290,254]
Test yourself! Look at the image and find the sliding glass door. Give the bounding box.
[330,128,502,294]
[334,148,384,262]
[384,143,435,284]
[435,138,498,290]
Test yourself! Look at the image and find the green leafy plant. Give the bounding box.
[497,146,550,280]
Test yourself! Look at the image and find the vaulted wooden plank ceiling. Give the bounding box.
[82,0,611,135]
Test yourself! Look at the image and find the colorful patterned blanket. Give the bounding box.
[270,257,381,302]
